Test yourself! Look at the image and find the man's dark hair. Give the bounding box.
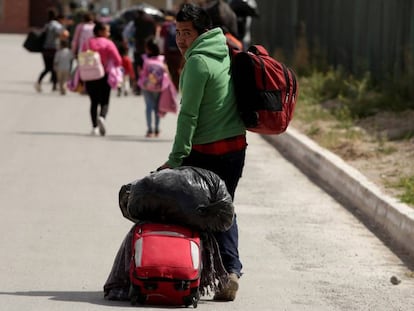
[176,3,212,35]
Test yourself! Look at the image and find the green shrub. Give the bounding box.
[397,176,414,205]
[300,68,413,120]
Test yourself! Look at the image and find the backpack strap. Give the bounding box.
[248,45,269,56]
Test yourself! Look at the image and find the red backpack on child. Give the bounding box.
[231,45,298,135]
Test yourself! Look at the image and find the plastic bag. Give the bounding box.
[23,30,46,53]
[107,63,123,89]
[67,62,83,93]
[119,166,234,232]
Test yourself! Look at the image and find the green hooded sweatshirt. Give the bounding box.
[167,27,246,168]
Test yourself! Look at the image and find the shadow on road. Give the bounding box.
[0,291,124,307]
[0,89,41,96]
[107,135,173,143]
[17,131,91,138]
[0,290,214,308]
[16,131,173,143]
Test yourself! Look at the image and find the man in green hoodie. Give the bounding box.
[157,3,247,302]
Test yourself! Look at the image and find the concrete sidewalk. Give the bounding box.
[264,129,414,258]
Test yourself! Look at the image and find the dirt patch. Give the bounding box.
[291,109,414,204]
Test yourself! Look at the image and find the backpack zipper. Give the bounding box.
[281,63,291,103]
[288,68,297,102]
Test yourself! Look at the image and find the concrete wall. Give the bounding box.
[0,0,29,33]
[0,0,59,33]
[0,0,181,33]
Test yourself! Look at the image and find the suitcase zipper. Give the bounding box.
[142,231,187,237]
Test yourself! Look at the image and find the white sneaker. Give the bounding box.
[91,127,99,136]
[34,82,41,92]
[97,116,106,136]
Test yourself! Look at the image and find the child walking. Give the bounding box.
[137,37,168,137]
[53,40,74,95]
[117,45,135,97]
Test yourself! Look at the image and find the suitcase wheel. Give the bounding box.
[184,288,200,308]
[183,299,195,308]
[192,296,198,308]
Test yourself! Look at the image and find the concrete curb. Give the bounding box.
[263,127,414,257]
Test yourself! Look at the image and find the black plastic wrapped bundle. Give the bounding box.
[119,166,234,232]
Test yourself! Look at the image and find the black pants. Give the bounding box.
[182,148,246,276]
[38,49,57,87]
[85,76,111,128]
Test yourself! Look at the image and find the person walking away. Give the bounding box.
[53,40,73,95]
[137,37,168,137]
[70,12,95,94]
[122,19,136,61]
[159,11,182,90]
[35,11,69,92]
[71,12,95,57]
[117,45,135,97]
[157,4,247,301]
[81,21,122,136]
[133,10,157,95]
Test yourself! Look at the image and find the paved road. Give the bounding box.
[0,34,413,311]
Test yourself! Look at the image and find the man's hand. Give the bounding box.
[156,162,171,171]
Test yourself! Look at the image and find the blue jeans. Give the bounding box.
[182,148,246,276]
[142,90,160,133]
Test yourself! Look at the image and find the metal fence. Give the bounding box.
[251,0,414,82]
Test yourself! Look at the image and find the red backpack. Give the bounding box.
[231,45,298,135]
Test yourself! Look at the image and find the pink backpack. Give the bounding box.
[138,55,165,92]
[77,39,105,81]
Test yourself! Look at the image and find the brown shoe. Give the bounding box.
[213,273,239,301]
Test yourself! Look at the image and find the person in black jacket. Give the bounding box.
[202,0,238,38]
[35,10,69,93]
[132,10,157,95]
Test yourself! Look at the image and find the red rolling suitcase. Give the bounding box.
[129,223,201,308]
